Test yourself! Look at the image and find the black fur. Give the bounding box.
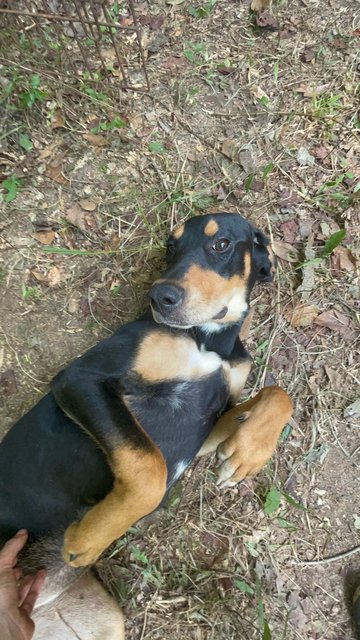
[0,212,274,566]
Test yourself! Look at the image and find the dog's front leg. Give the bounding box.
[51,369,167,567]
[198,386,292,487]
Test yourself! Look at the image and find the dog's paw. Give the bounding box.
[215,427,275,489]
[62,522,106,567]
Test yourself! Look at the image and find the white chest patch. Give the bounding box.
[172,459,189,483]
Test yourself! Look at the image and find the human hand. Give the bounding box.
[0,530,45,640]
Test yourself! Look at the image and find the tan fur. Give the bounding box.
[198,387,293,487]
[133,330,222,383]
[223,359,252,404]
[178,253,251,325]
[173,224,184,239]
[33,572,124,640]
[62,445,167,567]
[204,219,219,236]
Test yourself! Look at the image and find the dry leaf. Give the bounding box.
[84,213,97,230]
[32,265,61,287]
[34,230,55,245]
[272,240,300,263]
[38,138,63,161]
[296,147,315,167]
[280,219,299,244]
[65,203,87,230]
[300,47,316,63]
[44,156,68,184]
[83,133,107,147]
[47,265,61,287]
[315,309,349,334]
[250,0,269,11]
[79,198,98,211]
[51,108,65,129]
[324,365,342,390]
[331,247,356,273]
[239,307,255,341]
[239,145,257,174]
[288,304,319,328]
[297,83,329,97]
[255,12,277,29]
[164,55,189,72]
[221,138,238,160]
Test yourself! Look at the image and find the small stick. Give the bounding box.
[292,545,360,566]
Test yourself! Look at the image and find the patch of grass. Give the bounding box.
[188,0,217,18]
[21,284,42,300]
[1,176,22,203]
[184,41,209,64]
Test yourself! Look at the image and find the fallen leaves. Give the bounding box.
[314,309,350,335]
[272,240,300,263]
[280,219,299,244]
[297,83,329,97]
[78,197,99,212]
[51,108,66,129]
[164,55,189,72]
[83,133,107,147]
[65,202,98,231]
[33,230,55,245]
[31,265,61,287]
[286,304,320,328]
[255,12,277,30]
[296,147,315,167]
[331,246,357,273]
[44,155,68,184]
[300,47,316,63]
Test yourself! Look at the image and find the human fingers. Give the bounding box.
[20,570,46,616]
[0,530,28,569]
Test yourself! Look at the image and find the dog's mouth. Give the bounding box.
[212,307,228,320]
[151,304,229,329]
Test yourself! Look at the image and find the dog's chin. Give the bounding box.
[151,308,193,329]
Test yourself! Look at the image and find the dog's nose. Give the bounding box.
[149,283,184,314]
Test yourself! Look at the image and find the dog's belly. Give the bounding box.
[128,367,229,489]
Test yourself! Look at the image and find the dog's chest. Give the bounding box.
[132,330,226,384]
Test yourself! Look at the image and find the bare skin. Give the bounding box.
[0,530,45,640]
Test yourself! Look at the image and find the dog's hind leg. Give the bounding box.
[51,368,167,568]
[33,571,124,640]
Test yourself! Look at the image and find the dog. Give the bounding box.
[0,212,292,639]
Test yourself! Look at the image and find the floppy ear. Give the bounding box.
[253,228,276,282]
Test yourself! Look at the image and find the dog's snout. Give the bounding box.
[150,283,184,314]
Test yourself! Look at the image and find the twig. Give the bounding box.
[292,545,360,566]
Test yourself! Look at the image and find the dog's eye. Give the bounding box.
[213,238,230,252]
[166,243,176,256]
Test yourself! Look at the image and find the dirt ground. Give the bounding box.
[1,0,359,638]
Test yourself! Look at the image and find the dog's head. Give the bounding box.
[149,212,275,330]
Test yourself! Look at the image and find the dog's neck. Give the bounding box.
[192,322,242,359]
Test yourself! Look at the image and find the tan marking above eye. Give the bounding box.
[173,224,185,240]
[204,219,219,237]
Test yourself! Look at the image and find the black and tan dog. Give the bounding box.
[0,212,292,639]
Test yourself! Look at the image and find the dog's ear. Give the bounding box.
[253,228,276,282]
